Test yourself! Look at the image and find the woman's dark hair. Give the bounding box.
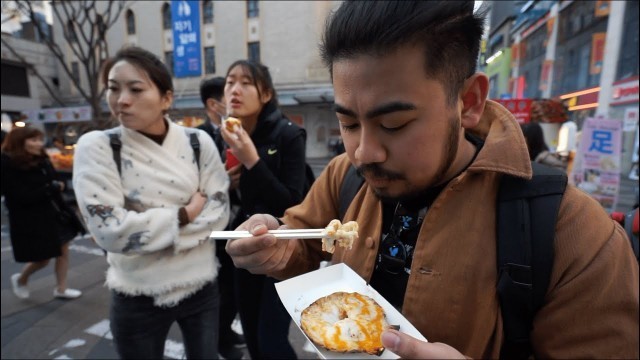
[521,122,549,161]
[1,126,47,168]
[320,0,486,107]
[225,60,279,108]
[100,46,174,96]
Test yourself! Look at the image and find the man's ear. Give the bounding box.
[460,73,489,129]
[205,98,216,111]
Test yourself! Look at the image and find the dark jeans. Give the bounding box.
[235,269,297,359]
[110,280,220,359]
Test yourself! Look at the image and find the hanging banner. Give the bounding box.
[590,32,606,75]
[539,60,553,92]
[171,0,201,77]
[570,117,622,212]
[594,0,610,17]
[21,106,92,123]
[544,17,555,47]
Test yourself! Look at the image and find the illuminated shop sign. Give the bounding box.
[611,78,639,106]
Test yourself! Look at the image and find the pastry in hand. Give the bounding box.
[224,117,242,133]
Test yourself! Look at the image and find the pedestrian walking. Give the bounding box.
[73,46,230,359]
[1,126,85,300]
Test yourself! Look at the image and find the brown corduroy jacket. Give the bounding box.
[278,100,639,359]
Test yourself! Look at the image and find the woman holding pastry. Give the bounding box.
[220,60,308,359]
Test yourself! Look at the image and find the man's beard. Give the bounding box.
[357,114,460,203]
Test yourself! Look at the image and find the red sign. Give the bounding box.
[611,78,639,106]
[494,99,533,124]
[590,33,606,75]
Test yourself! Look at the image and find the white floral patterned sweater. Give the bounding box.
[73,121,229,307]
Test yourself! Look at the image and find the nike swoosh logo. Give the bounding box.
[268,149,278,155]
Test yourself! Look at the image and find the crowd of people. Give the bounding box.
[1,1,637,359]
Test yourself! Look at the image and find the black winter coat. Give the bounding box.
[1,153,84,262]
[220,103,307,227]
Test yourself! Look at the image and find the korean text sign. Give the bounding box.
[570,117,622,211]
[171,0,201,77]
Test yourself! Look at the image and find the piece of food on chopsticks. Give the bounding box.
[321,219,358,253]
[224,117,242,132]
[301,291,397,356]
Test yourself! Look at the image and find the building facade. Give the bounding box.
[50,0,342,158]
[1,1,58,128]
[486,0,638,174]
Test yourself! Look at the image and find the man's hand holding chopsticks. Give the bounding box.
[225,214,298,275]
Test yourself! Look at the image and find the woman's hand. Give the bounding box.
[381,329,466,359]
[184,192,207,222]
[221,123,260,169]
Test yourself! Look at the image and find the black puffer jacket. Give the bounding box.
[221,102,307,227]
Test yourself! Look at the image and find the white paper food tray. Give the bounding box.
[275,263,427,359]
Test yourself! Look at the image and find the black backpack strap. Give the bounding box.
[497,162,567,359]
[189,132,201,171]
[624,208,639,261]
[339,165,365,221]
[108,132,122,175]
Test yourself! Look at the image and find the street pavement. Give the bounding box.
[1,202,318,359]
[2,157,638,359]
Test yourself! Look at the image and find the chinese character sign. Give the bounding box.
[171,0,201,77]
[570,117,622,212]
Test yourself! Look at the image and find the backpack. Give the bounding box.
[624,208,639,261]
[267,117,316,196]
[107,128,201,175]
[338,162,568,360]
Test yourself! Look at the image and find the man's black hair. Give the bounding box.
[199,76,225,105]
[320,0,486,106]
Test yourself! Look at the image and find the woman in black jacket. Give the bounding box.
[220,60,306,359]
[1,126,85,300]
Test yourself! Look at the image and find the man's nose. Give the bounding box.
[355,129,386,164]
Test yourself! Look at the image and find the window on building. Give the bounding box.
[162,3,172,30]
[204,47,216,74]
[248,42,260,63]
[126,9,136,35]
[203,0,214,24]
[71,61,81,87]
[1,62,30,97]
[67,20,77,42]
[616,0,639,80]
[577,44,591,89]
[165,51,174,75]
[247,0,259,18]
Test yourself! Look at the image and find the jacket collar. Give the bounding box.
[466,100,532,180]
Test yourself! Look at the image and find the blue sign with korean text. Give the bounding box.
[171,0,201,77]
